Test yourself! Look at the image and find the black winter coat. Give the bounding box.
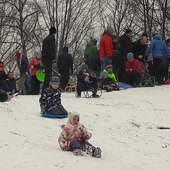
[0,70,7,81]
[77,71,87,83]
[57,52,73,73]
[112,42,125,69]
[42,34,56,61]
[20,56,29,75]
[133,40,147,61]
[119,34,133,57]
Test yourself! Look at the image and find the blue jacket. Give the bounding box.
[146,35,169,58]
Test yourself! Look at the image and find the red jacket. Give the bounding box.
[29,57,41,76]
[99,31,113,59]
[126,59,142,75]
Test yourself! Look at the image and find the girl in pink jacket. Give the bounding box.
[58,112,101,157]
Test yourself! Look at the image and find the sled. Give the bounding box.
[118,82,132,89]
[36,70,45,82]
[41,112,68,119]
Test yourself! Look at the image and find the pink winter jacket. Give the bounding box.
[58,120,92,149]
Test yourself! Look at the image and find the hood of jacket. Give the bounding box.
[153,34,161,40]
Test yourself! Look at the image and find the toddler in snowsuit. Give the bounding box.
[58,112,102,157]
[100,65,119,91]
[39,76,68,115]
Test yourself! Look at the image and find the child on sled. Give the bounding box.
[76,63,99,97]
[39,76,68,115]
[58,112,102,158]
[100,64,119,91]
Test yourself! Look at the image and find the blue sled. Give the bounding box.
[42,112,68,119]
[118,82,133,89]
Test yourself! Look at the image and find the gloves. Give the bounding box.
[40,106,45,114]
[62,146,70,151]
[84,76,90,82]
[81,134,88,140]
[144,55,148,61]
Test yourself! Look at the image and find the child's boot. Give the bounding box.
[92,147,102,158]
[73,148,83,156]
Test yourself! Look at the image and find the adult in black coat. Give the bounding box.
[133,36,148,62]
[57,47,73,91]
[112,36,125,81]
[119,29,133,59]
[42,27,56,90]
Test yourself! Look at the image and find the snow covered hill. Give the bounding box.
[0,86,170,170]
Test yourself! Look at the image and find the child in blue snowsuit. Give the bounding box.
[39,76,68,115]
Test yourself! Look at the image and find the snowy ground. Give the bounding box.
[0,86,170,170]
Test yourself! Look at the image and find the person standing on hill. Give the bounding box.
[57,47,73,91]
[84,38,98,68]
[42,26,57,90]
[99,26,114,71]
[15,51,29,95]
[133,36,148,62]
[112,35,125,81]
[29,51,42,95]
[145,34,169,85]
[119,29,133,58]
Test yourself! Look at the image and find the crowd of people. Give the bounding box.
[84,27,170,90]
[1,26,170,103]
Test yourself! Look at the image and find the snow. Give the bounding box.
[0,86,170,170]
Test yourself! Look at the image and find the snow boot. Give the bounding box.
[73,148,83,156]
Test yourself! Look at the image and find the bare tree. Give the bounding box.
[36,0,99,70]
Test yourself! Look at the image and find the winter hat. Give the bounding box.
[81,63,88,70]
[63,47,68,53]
[106,65,113,70]
[90,38,97,45]
[49,26,57,34]
[34,51,41,57]
[106,26,114,34]
[166,39,170,44]
[0,63,3,67]
[15,51,21,58]
[127,52,134,61]
[112,35,118,40]
[142,32,148,37]
[69,111,80,125]
[125,29,132,34]
[152,32,158,37]
[50,76,60,85]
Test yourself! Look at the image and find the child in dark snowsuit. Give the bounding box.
[76,64,99,97]
[58,112,102,157]
[39,76,68,115]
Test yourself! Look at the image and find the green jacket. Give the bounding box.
[100,69,118,85]
[84,41,98,60]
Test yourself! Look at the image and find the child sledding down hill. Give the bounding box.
[100,65,119,91]
[39,76,68,115]
[58,112,102,157]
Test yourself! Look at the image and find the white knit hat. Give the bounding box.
[69,111,80,124]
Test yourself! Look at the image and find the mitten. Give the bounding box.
[84,76,89,82]
[81,134,88,140]
[40,106,46,114]
[144,55,148,61]
[62,146,70,151]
